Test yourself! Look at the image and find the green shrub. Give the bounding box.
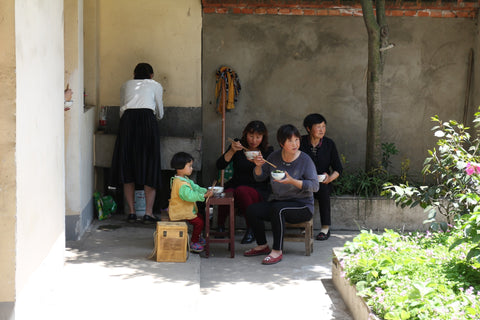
[384,109,480,263]
[333,143,410,197]
[341,229,480,320]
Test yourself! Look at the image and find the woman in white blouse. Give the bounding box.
[110,62,164,223]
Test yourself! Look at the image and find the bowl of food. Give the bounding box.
[318,174,326,183]
[271,170,285,181]
[244,150,260,160]
[208,186,224,195]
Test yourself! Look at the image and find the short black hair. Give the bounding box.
[276,124,301,146]
[303,113,327,131]
[171,152,194,170]
[134,63,154,80]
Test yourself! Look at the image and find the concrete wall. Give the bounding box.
[14,0,66,318]
[84,0,204,205]
[0,0,17,315]
[93,0,202,108]
[228,197,444,232]
[64,0,95,241]
[201,14,476,184]
[472,15,480,125]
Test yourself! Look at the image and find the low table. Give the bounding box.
[205,192,235,258]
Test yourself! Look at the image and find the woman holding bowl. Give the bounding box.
[216,120,273,244]
[244,124,319,265]
[300,113,342,241]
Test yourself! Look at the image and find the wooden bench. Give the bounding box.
[284,218,314,256]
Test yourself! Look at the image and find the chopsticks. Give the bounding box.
[263,159,277,169]
[227,137,248,151]
[227,137,277,168]
[206,180,217,202]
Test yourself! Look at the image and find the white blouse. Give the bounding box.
[120,79,164,120]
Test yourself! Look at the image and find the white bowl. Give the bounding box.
[244,150,260,160]
[208,186,224,195]
[271,170,285,181]
[318,174,326,182]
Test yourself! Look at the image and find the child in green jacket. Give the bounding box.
[169,152,213,253]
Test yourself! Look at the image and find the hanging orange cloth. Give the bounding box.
[215,66,241,113]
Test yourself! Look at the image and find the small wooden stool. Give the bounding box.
[155,221,188,262]
[205,192,235,258]
[284,218,314,256]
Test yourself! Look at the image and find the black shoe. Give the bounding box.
[127,214,137,222]
[316,229,331,241]
[241,229,255,244]
[215,226,226,239]
[142,214,159,224]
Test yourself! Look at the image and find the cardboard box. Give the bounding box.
[155,221,188,262]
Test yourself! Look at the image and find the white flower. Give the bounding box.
[434,130,445,138]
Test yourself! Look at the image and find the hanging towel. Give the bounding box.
[215,66,241,113]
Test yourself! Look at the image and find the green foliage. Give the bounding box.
[333,142,409,197]
[384,112,480,223]
[451,206,480,264]
[382,142,399,170]
[340,110,480,319]
[383,109,480,263]
[341,229,480,319]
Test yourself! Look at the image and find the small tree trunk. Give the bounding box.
[360,0,389,171]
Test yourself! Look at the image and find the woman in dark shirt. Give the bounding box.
[300,113,343,241]
[216,120,273,243]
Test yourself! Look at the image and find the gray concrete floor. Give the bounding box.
[36,215,358,320]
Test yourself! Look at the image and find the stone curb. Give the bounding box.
[332,248,381,320]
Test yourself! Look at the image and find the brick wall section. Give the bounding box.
[202,0,479,18]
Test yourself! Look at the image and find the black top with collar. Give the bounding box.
[300,135,343,175]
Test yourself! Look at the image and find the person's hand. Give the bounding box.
[276,171,294,184]
[64,87,73,111]
[64,88,73,101]
[230,139,244,152]
[252,153,266,167]
[204,190,214,199]
[275,171,303,190]
[320,173,330,184]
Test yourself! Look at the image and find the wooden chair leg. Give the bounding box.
[284,218,314,256]
[305,221,312,256]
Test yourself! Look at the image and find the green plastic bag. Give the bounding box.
[218,162,233,184]
[94,192,117,220]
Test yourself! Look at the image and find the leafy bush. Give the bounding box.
[339,111,480,319]
[384,113,480,225]
[383,110,480,262]
[333,143,410,197]
[341,229,480,320]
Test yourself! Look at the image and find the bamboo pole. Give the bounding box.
[220,77,226,186]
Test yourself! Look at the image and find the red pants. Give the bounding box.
[217,185,262,228]
[187,215,204,243]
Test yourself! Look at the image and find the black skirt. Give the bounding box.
[110,109,161,189]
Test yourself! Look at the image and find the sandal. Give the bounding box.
[316,230,331,241]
